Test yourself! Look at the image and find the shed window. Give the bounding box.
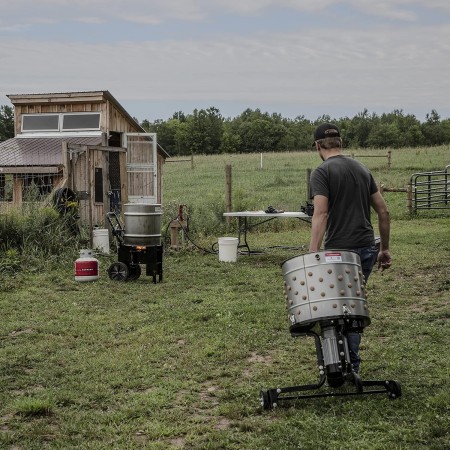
[21,112,101,132]
[22,114,59,132]
[62,113,101,131]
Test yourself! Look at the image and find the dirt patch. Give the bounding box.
[214,417,231,430]
[247,351,273,364]
[8,328,35,337]
[0,413,14,432]
[199,382,220,403]
[243,351,275,378]
[133,431,148,445]
[168,437,186,448]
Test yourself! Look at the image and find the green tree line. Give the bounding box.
[2,104,450,155]
[142,108,450,156]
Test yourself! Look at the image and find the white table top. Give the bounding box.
[223,210,310,218]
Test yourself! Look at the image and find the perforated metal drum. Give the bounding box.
[282,251,371,333]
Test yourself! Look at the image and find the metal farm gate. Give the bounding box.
[410,164,450,212]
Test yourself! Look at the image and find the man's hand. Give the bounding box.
[377,250,392,272]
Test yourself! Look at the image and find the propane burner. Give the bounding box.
[106,204,163,283]
[259,251,401,409]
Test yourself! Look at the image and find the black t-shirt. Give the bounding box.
[310,155,378,249]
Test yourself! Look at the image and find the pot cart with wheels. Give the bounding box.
[106,203,163,283]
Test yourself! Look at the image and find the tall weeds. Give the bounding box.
[0,205,80,273]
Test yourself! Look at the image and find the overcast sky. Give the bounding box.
[1,0,449,123]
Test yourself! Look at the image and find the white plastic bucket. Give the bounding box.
[93,228,110,254]
[218,237,239,262]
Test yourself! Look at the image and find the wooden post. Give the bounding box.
[170,219,187,249]
[86,146,93,248]
[387,150,392,169]
[225,164,232,224]
[62,142,69,182]
[191,153,194,169]
[170,221,182,249]
[12,175,23,207]
[406,184,413,213]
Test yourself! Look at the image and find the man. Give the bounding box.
[309,123,392,373]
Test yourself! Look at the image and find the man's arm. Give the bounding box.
[370,191,392,270]
[309,194,328,252]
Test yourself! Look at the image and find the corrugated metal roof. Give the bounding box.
[0,136,102,166]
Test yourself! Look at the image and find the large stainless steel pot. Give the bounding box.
[123,203,162,246]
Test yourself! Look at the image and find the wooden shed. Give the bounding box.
[0,91,168,231]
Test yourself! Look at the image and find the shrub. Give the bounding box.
[0,205,80,270]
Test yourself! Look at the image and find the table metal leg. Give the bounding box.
[237,217,251,254]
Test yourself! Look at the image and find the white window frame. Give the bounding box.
[21,112,101,133]
[61,112,101,131]
[21,113,60,133]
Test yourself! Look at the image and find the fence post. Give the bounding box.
[12,176,23,207]
[225,164,232,224]
[387,150,392,168]
[191,153,194,169]
[406,184,413,213]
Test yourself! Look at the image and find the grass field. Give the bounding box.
[0,147,449,449]
[162,146,450,235]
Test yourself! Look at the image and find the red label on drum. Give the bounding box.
[324,252,342,262]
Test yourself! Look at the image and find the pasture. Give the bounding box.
[0,147,449,449]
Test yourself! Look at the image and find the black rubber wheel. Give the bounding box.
[108,262,129,281]
[259,390,273,410]
[387,380,402,399]
[127,264,141,281]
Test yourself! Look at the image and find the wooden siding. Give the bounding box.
[6,91,166,215]
[67,144,128,227]
[9,91,142,137]
[13,103,103,136]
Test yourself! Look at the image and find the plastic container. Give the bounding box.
[218,237,239,262]
[93,228,110,254]
[74,249,99,282]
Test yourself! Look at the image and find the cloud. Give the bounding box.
[1,0,449,28]
[2,24,449,107]
[1,1,450,119]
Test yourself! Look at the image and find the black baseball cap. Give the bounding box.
[313,123,341,145]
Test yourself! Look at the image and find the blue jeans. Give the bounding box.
[346,245,378,373]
